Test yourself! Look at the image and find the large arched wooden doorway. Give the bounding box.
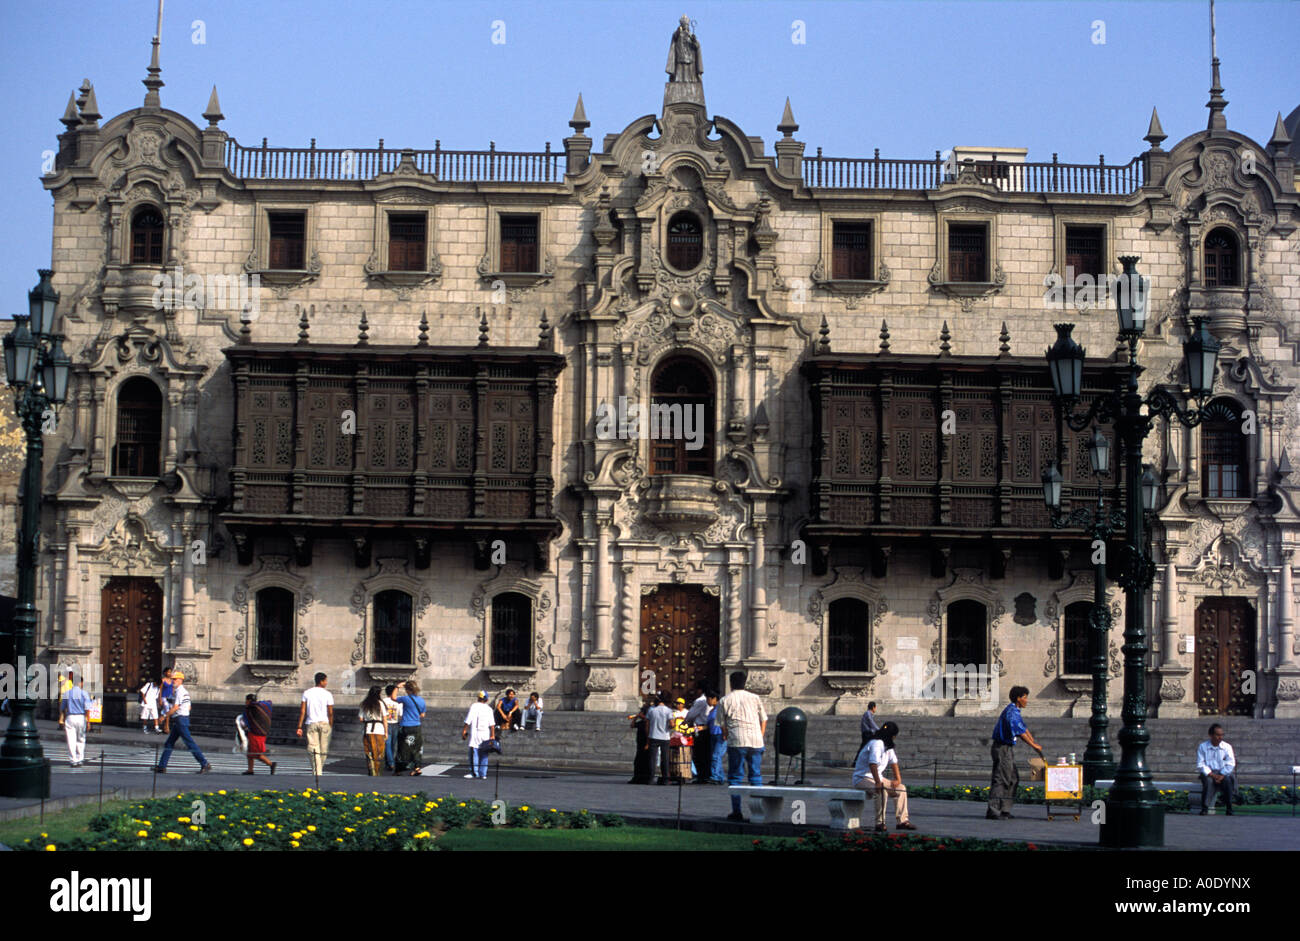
[100,576,164,697]
[1194,598,1255,715]
[639,584,720,698]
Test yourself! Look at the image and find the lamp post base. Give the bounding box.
[1082,759,1117,787]
[1099,800,1165,847]
[0,756,52,799]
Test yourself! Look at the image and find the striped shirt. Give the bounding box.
[172,684,193,717]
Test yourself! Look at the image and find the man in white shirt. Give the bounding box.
[153,672,212,773]
[852,721,915,831]
[1196,724,1237,816]
[645,694,674,785]
[719,671,768,822]
[296,672,335,777]
[462,691,496,779]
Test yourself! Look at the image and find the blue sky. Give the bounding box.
[0,0,1296,316]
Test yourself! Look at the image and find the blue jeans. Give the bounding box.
[385,723,399,768]
[158,716,207,770]
[727,746,764,813]
[710,733,727,782]
[470,746,491,778]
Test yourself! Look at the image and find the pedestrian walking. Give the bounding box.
[719,671,768,822]
[860,700,880,747]
[138,677,160,733]
[645,694,673,785]
[359,686,387,777]
[853,721,915,831]
[523,692,544,731]
[382,684,402,771]
[296,672,335,777]
[1196,723,1238,816]
[153,671,212,773]
[462,690,496,779]
[393,679,426,775]
[669,696,694,782]
[159,668,175,735]
[987,685,1044,819]
[706,691,726,783]
[627,700,652,784]
[241,694,276,775]
[59,672,91,766]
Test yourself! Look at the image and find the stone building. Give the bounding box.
[27,20,1300,719]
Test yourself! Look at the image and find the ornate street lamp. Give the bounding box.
[0,270,71,798]
[1045,257,1220,847]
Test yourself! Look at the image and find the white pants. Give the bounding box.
[64,714,87,763]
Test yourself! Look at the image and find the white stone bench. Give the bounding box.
[730,785,869,830]
[1094,780,1196,791]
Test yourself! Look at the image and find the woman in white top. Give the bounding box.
[359,686,387,777]
[462,691,497,779]
[138,677,160,733]
[381,684,402,771]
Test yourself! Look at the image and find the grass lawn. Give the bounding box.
[436,825,785,851]
[0,799,135,849]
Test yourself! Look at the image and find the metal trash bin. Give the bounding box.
[773,706,807,784]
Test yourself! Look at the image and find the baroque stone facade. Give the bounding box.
[26,21,1300,717]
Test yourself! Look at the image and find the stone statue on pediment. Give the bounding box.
[666,16,702,82]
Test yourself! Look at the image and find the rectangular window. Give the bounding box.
[948,224,987,282]
[1065,225,1104,282]
[387,213,426,272]
[267,212,306,270]
[500,214,538,273]
[831,221,873,280]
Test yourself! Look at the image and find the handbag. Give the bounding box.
[480,738,502,754]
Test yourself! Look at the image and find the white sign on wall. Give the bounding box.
[896,637,918,650]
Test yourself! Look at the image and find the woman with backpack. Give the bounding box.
[359,686,388,777]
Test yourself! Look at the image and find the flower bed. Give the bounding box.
[11,790,625,852]
[907,784,1295,812]
[754,830,1059,852]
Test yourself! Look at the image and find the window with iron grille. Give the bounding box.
[387,213,427,271]
[948,224,987,282]
[500,214,538,273]
[1201,399,1249,497]
[945,599,987,666]
[490,592,532,667]
[255,587,295,661]
[1063,601,1092,674]
[832,221,873,280]
[649,357,713,476]
[1065,225,1104,282]
[827,598,870,672]
[268,212,306,270]
[666,212,703,270]
[130,207,165,265]
[112,377,162,477]
[1203,228,1239,287]
[372,590,413,664]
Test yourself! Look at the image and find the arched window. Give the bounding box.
[255,587,294,661]
[491,592,531,667]
[112,377,163,477]
[827,598,870,672]
[945,600,987,666]
[666,212,703,270]
[372,590,413,664]
[1063,601,1092,675]
[1201,399,1249,498]
[130,207,165,265]
[1203,228,1239,288]
[649,357,713,476]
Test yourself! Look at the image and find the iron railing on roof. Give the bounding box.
[802,149,1145,194]
[224,138,562,182]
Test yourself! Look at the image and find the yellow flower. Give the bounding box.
[218,790,227,795]
[243,838,254,846]
[336,838,344,843]
[265,823,276,829]
[292,832,303,839]
[289,840,300,848]
[45,844,56,852]
[137,830,148,837]
[353,806,362,812]
[550,808,557,813]
[218,815,226,820]
[385,827,398,835]
[520,805,529,812]
[189,826,199,832]
[414,832,429,839]
[458,802,466,807]
[40,832,47,838]
[345,827,355,833]
[306,825,317,832]
[178,816,190,823]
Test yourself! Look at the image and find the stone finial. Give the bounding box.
[998,321,1010,355]
[357,309,369,346]
[817,315,831,353]
[203,86,224,127]
[142,37,164,109]
[296,305,310,344]
[939,321,951,355]
[569,93,590,134]
[538,309,553,349]
[1268,112,1292,155]
[1206,59,1228,130]
[76,79,92,112]
[60,92,80,131]
[1278,449,1294,481]
[417,311,430,347]
[878,319,891,353]
[1144,107,1167,149]
[777,97,798,138]
[477,307,489,347]
[79,85,101,125]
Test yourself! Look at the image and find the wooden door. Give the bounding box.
[1194,598,1256,716]
[100,577,164,694]
[639,584,720,698]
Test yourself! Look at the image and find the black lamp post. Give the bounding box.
[0,270,70,798]
[1041,426,1122,787]
[1044,256,1220,847]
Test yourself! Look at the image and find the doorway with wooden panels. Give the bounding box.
[100,577,164,695]
[1194,597,1256,716]
[639,584,720,699]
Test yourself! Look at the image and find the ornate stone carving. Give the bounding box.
[1159,678,1185,702]
[585,669,618,693]
[1043,639,1058,677]
[744,671,775,695]
[1277,679,1300,702]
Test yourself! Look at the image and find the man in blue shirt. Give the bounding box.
[59,673,93,767]
[987,685,1044,819]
